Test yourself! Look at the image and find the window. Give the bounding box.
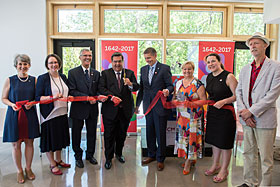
[166,40,199,76]
[234,49,254,80]
[168,7,226,36]
[101,6,162,35]
[54,5,94,34]
[234,8,265,35]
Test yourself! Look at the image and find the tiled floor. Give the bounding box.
[0,134,279,187]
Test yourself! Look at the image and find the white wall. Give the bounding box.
[0,0,47,135]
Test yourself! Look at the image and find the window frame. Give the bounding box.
[53,4,95,36]
[100,5,163,36]
[167,6,227,37]
[233,7,269,39]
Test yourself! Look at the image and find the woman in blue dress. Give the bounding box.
[2,54,40,184]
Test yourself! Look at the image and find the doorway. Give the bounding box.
[53,39,95,76]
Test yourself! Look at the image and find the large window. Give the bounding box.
[166,40,199,76]
[234,8,265,35]
[168,7,226,36]
[54,5,94,34]
[101,6,162,35]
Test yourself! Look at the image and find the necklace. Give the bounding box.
[49,73,64,96]
[17,75,29,82]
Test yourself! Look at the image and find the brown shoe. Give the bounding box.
[157,162,164,171]
[142,157,156,165]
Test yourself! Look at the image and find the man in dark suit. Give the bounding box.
[136,47,173,171]
[68,49,107,168]
[98,52,139,170]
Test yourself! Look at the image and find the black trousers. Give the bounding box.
[103,108,130,161]
[71,115,97,160]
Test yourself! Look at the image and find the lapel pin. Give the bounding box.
[220,79,222,82]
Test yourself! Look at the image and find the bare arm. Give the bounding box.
[2,78,20,111]
[213,73,238,109]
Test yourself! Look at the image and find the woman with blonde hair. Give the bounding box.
[173,61,206,175]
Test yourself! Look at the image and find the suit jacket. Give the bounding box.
[136,62,174,116]
[98,68,139,121]
[68,65,100,120]
[236,57,280,128]
[35,72,68,119]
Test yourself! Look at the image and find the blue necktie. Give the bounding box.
[149,66,154,85]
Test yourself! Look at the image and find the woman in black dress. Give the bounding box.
[204,53,237,183]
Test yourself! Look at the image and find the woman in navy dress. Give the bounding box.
[2,54,40,184]
[36,54,70,175]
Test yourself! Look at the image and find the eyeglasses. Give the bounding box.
[48,61,58,64]
[81,55,92,57]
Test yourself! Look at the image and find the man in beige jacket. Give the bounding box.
[236,32,280,187]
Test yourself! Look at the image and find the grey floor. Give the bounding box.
[0,133,280,187]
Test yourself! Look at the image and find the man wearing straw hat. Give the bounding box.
[236,32,280,187]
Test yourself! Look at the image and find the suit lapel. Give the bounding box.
[109,68,120,92]
[253,58,270,90]
[244,65,252,104]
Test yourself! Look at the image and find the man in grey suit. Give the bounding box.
[236,32,280,187]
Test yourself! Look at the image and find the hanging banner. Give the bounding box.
[101,40,138,133]
[198,41,235,84]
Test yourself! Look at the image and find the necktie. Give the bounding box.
[85,69,90,81]
[149,66,154,85]
[117,72,121,90]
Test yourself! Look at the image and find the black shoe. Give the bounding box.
[75,160,84,168]
[104,160,112,170]
[86,156,98,165]
[237,184,249,187]
[116,155,125,163]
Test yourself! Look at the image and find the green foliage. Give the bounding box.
[166,40,199,76]
[104,10,158,33]
[234,49,254,80]
[170,10,223,34]
[58,10,93,32]
[137,40,163,75]
[234,13,265,35]
[62,47,86,77]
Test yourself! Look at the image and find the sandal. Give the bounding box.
[183,160,196,175]
[204,166,221,176]
[17,172,25,184]
[56,160,71,168]
[50,165,63,175]
[25,168,35,180]
[213,171,228,183]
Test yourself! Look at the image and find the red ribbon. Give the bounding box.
[15,95,120,109]
[141,91,236,120]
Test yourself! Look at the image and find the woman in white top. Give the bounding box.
[35,54,71,175]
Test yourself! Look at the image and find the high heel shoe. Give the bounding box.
[183,160,196,175]
[213,171,228,183]
[204,166,221,176]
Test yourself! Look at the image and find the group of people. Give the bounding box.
[2,32,280,187]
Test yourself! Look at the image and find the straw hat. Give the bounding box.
[246,32,270,47]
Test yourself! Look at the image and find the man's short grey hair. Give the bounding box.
[79,49,92,56]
